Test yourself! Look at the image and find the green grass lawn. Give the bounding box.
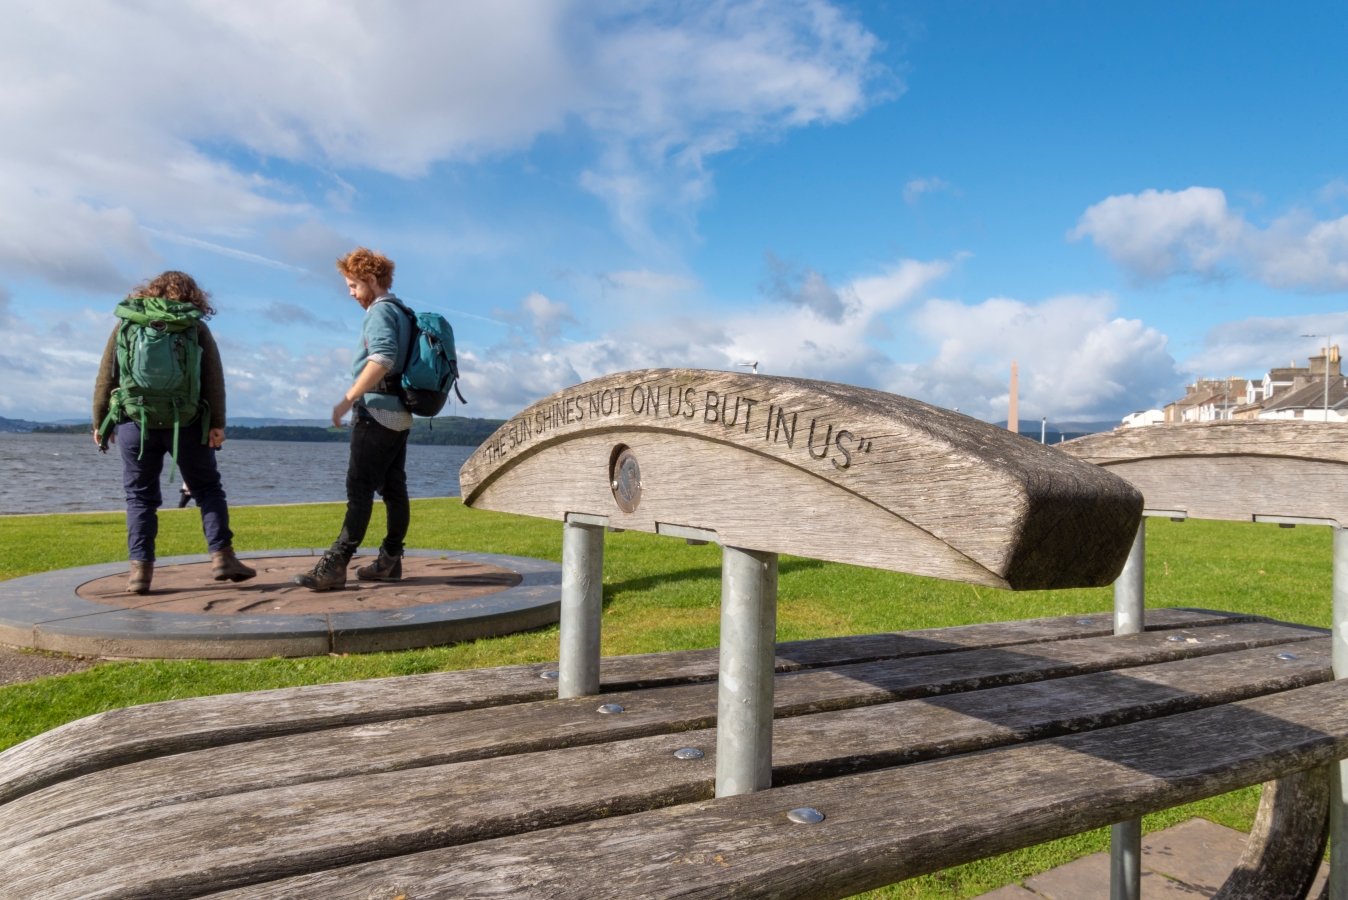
[0,500,1334,897]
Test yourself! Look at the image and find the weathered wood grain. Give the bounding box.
[0,607,1249,805]
[194,680,1348,900]
[459,369,1144,589]
[1,634,1323,856]
[0,641,1330,900]
[1063,420,1348,466]
[1061,421,1348,523]
[1211,766,1329,900]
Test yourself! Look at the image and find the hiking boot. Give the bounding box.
[356,549,403,582]
[211,547,257,583]
[291,551,348,591]
[127,560,153,595]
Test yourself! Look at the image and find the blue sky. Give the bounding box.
[2,1,1345,423]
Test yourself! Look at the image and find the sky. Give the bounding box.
[2,0,1346,424]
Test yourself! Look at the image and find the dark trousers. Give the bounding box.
[333,412,410,560]
[118,418,233,562]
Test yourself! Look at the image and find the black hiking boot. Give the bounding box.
[356,549,403,582]
[291,551,348,591]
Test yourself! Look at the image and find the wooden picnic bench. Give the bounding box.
[1,374,1344,900]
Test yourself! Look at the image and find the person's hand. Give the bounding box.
[94,429,115,448]
[208,428,226,449]
[333,396,354,428]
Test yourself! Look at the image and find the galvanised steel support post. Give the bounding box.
[1111,518,1146,900]
[716,545,778,798]
[558,521,605,699]
[1329,525,1348,900]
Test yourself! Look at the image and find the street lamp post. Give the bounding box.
[1302,334,1334,422]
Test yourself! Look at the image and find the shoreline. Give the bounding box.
[0,496,464,519]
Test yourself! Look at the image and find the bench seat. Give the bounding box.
[0,611,1333,899]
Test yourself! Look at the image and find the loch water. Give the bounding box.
[0,432,473,516]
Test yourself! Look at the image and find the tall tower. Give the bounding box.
[1008,360,1019,433]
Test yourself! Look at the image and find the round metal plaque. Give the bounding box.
[540,670,559,680]
[673,748,704,760]
[610,446,642,513]
[597,703,625,714]
[1076,619,1093,625]
[1277,653,1298,661]
[787,807,825,825]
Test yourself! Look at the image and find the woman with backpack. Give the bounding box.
[92,271,256,593]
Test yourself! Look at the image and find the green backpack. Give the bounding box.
[98,297,208,480]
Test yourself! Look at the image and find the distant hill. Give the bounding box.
[31,422,92,435]
[0,416,45,433]
[226,415,505,448]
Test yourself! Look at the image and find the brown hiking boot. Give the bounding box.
[291,551,348,591]
[211,547,257,582]
[356,549,403,582]
[127,560,153,595]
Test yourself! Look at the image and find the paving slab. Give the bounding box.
[0,549,560,659]
[1139,817,1246,894]
[983,817,1330,899]
[1023,851,1206,898]
[978,885,1042,900]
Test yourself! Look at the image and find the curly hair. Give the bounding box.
[336,247,395,291]
[128,271,215,318]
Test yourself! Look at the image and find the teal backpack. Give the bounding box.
[377,299,465,417]
[98,297,208,479]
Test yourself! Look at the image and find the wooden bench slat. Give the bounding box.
[0,607,1255,805]
[1,638,1329,899]
[204,679,1348,900]
[0,633,1323,855]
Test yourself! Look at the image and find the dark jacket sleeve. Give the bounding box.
[92,325,120,435]
[197,322,227,430]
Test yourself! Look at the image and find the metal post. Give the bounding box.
[716,546,778,797]
[1111,517,1146,900]
[1114,519,1145,636]
[558,521,605,699]
[1329,526,1348,899]
[1110,819,1142,900]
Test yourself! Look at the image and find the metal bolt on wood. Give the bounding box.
[674,748,704,760]
[787,807,824,824]
[559,521,605,699]
[1111,518,1146,900]
[596,704,623,715]
[715,545,778,798]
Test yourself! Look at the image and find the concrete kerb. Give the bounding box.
[0,549,561,660]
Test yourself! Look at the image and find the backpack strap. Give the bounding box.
[369,298,418,395]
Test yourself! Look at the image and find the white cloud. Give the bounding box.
[1183,311,1348,380]
[894,294,1180,421]
[598,270,701,294]
[458,257,952,416]
[1071,185,1348,291]
[903,176,950,205]
[1,1,887,291]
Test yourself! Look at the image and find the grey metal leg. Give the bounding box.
[1114,519,1145,637]
[1111,819,1142,900]
[1112,518,1146,900]
[715,546,778,798]
[558,521,604,699]
[1330,526,1348,899]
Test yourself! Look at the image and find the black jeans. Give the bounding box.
[333,411,410,560]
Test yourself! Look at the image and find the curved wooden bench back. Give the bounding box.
[1059,420,1348,525]
[460,369,1143,590]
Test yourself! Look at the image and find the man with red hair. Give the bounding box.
[294,248,413,591]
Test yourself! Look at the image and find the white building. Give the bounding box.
[1121,409,1165,428]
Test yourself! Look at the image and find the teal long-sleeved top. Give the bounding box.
[353,295,413,412]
